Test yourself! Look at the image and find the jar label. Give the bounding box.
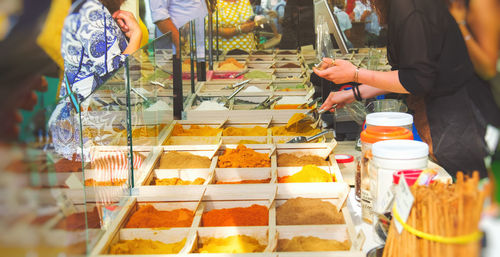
[361,189,373,223]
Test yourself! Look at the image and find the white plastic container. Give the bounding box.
[370,140,428,216]
[366,112,413,131]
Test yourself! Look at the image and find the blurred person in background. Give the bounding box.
[279,0,314,49]
[351,0,384,47]
[448,0,500,187]
[149,0,207,54]
[209,0,257,52]
[49,0,142,159]
[0,0,57,141]
[448,0,500,109]
[330,0,353,49]
[314,0,500,178]
[272,0,286,34]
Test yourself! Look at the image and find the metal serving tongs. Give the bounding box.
[218,84,247,108]
[131,87,153,108]
[252,95,283,110]
[286,104,338,129]
[296,97,321,109]
[229,69,249,79]
[223,79,251,90]
[150,80,167,88]
[286,130,330,143]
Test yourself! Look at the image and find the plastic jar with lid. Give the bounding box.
[370,140,429,221]
[358,126,413,224]
[365,112,413,131]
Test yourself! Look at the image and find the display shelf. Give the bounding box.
[89,181,361,256]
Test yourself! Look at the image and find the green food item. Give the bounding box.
[244,70,272,79]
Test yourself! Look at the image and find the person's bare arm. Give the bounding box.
[319,84,389,111]
[216,21,256,39]
[450,0,499,79]
[314,58,410,94]
[113,10,142,55]
[156,18,180,54]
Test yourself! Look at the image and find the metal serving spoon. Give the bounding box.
[286,130,330,143]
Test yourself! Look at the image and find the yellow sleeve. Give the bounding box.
[36,0,71,69]
[138,17,149,47]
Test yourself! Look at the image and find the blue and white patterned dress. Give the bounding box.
[49,0,128,159]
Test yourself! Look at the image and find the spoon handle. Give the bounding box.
[318,104,338,115]
[306,130,329,142]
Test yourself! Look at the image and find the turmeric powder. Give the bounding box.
[217,145,271,168]
[202,204,268,226]
[154,177,205,185]
[197,235,266,253]
[223,126,267,136]
[278,165,335,183]
[218,58,245,69]
[272,113,321,136]
[172,124,221,136]
[109,238,186,254]
[125,205,193,228]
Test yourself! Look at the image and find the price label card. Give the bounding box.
[382,188,395,213]
[65,173,84,189]
[51,189,77,217]
[352,230,366,251]
[305,89,315,101]
[394,175,414,233]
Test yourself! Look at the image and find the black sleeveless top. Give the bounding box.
[385,0,500,176]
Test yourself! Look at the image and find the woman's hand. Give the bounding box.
[112,10,142,40]
[240,21,256,33]
[313,58,357,84]
[449,0,467,23]
[320,90,356,111]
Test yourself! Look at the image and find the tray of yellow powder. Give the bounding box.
[217,58,246,71]
[222,126,268,136]
[156,151,213,169]
[165,123,221,145]
[221,137,268,145]
[276,226,352,252]
[217,144,271,168]
[202,201,269,226]
[278,165,336,183]
[125,203,195,228]
[107,228,189,254]
[170,124,222,137]
[271,113,322,137]
[196,227,268,253]
[276,182,350,206]
[213,166,272,184]
[278,152,330,167]
[276,198,345,225]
